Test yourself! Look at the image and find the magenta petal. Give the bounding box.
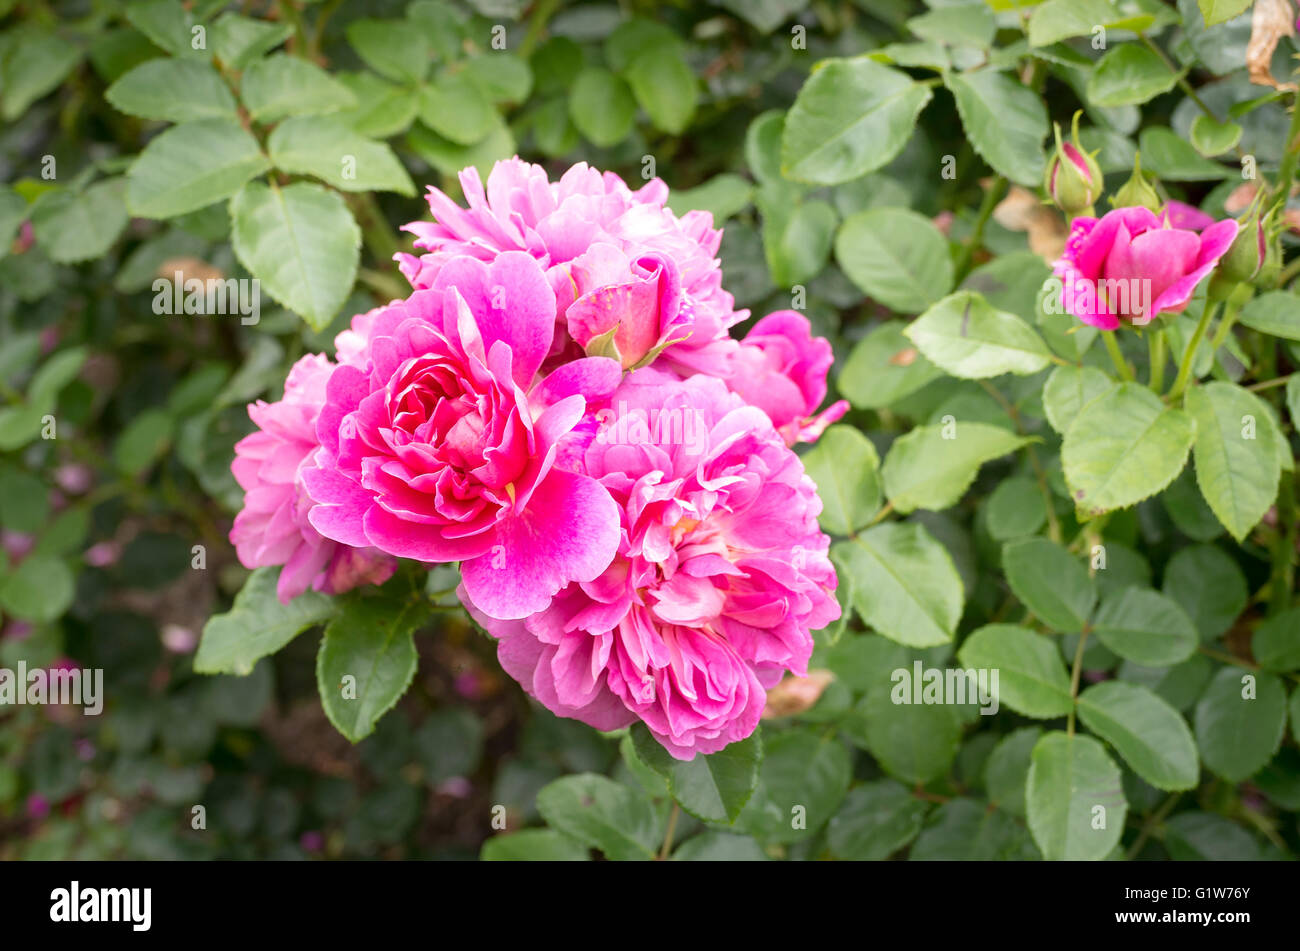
[531,357,622,409]
[460,468,619,620]
[431,251,556,386]
[362,506,496,562]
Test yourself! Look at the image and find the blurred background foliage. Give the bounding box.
[1,0,1298,860]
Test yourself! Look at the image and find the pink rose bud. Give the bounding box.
[1044,112,1103,216]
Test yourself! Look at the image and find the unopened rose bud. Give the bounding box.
[1110,152,1162,214]
[1045,112,1103,216]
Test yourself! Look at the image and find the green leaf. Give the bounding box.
[1190,115,1243,157]
[1117,655,1213,713]
[946,69,1048,186]
[1185,382,1281,541]
[834,523,964,647]
[909,797,1040,860]
[883,422,1030,514]
[1028,0,1121,46]
[267,116,414,195]
[1139,127,1231,181]
[737,729,851,844]
[30,179,129,264]
[984,726,1041,817]
[908,4,996,47]
[212,12,293,70]
[1092,587,1199,666]
[781,58,932,186]
[625,47,698,134]
[827,779,930,859]
[0,555,74,623]
[957,624,1074,718]
[1086,44,1181,107]
[345,18,430,84]
[461,53,533,104]
[535,774,662,860]
[195,567,336,675]
[1077,681,1198,790]
[126,119,270,219]
[1236,291,1300,341]
[838,321,943,409]
[1197,0,1252,27]
[835,208,952,314]
[1164,812,1260,860]
[802,425,882,535]
[1003,537,1097,634]
[905,290,1053,378]
[408,116,516,179]
[241,55,357,123]
[0,467,49,534]
[1026,731,1127,861]
[847,686,963,784]
[335,73,420,138]
[230,181,361,331]
[667,174,753,223]
[418,73,496,146]
[986,476,1047,540]
[0,27,82,120]
[125,0,203,58]
[1042,364,1115,435]
[1162,544,1248,640]
[672,831,769,861]
[568,68,636,147]
[757,192,837,288]
[1253,607,1300,672]
[481,828,589,861]
[745,110,788,186]
[113,408,173,475]
[0,187,27,260]
[1195,666,1287,781]
[630,724,761,823]
[106,59,237,121]
[316,593,430,742]
[1061,383,1196,517]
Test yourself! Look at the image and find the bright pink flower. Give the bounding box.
[231,354,397,604]
[1161,200,1217,231]
[725,310,849,445]
[1053,206,1238,330]
[397,157,744,377]
[462,370,839,759]
[301,251,623,620]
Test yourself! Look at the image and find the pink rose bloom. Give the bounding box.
[231,353,397,604]
[1053,206,1237,330]
[397,157,744,377]
[1161,200,1216,231]
[301,251,623,621]
[462,370,840,759]
[725,310,849,445]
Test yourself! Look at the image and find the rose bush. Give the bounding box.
[1,0,1299,864]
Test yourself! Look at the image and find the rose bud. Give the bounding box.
[1110,153,1162,214]
[1044,112,1103,216]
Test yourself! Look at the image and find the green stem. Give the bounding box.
[658,802,680,860]
[953,176,1006,283]
[1269,469,1297,617]
[1066,626,1089,738]
[1140,33,1218,122]
[1247,375,1293,392]
[1167,302,1219,401]
[1147,329,1166,393]
[519,0,560,57]
[1101,331,1133,382]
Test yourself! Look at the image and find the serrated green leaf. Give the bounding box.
[1003,536,1096,634]
[1185,382,1280,541]
[1077,681,1199,790]
[1087,44,1181,107]
[229,181,360,331]
[946,69,1048,186]
[1042,364,1115,434]
[802,425,882,535]
[1236,291,1300,341]
[1026,731,1127,860]
[241,55,357,123]
[30,179,129,264]
[267,116,414,195]
[535,773,662,860]
[835,208,952,313]
[905,290,1053,378]
[568,68,636,147]
[1194,666,1287,781]
[195,567,336,675]
[1092,587,1198,666]
[630,724,761,824]
[126,119,270,219]
[957,623,1074,718]
[1062,383,1196,516]
[883,422,1030,514]
[106,59,237,121]
[781,58,932,186]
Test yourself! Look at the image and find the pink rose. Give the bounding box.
[397,157,744,378]
[1053,206,1238,330]
[1160,200,1217,231]
[462,370,840,759]
[230,354,396,604]
[301,251,623,621]
[726,310,849,445]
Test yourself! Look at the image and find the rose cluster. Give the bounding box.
[230,159,845,759]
